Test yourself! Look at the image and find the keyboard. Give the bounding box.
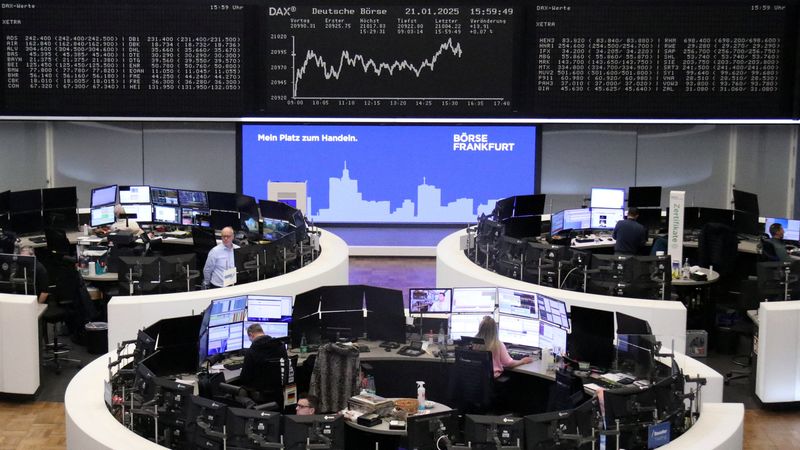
[28,236,47,244]
[223,361,244,370]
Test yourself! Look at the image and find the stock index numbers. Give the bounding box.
[263,3,520,116]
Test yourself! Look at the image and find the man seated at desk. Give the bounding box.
[203,226,239,288]
[612,207,647,255]
[766,222,793,262]
[238,323,289,393]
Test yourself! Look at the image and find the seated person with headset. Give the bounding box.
[765,222,793,262]
[238,323,289,393]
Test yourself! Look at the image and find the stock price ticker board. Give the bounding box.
[527,0,800,119]
[262,2,522,116]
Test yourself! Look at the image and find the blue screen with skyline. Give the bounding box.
[241,124,537,223]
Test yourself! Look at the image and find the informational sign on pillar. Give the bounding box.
[667,191,685,279]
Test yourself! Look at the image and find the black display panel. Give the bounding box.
[262,1,521,116]
[0,0,256,116]
[528,0,799,118]
[42,186,78,210]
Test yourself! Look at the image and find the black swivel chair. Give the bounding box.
[44,228,72,256]
[449,349,495,415]
[41,260,86,373]
[493,235,526,280]
[697,222,740,341]
[759,237,779,262]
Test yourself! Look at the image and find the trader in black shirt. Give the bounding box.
[612,207,647,255]
[238,323,288,393]
[767,222,792,262]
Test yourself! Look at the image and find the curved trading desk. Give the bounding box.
[65,340,741,450]
[106,229,349,353]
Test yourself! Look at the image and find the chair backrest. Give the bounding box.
[697,222,738,278]
[760,237,779,262]
[450,349,494,414]
[309,343,360,413]
[45,228,71,255]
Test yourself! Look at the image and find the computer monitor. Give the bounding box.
[764,217,800,241]
[635,208,663,233]
[206,322,244,356]
[504,215,542,239]
[550,210,565,236]
[682,206,701,231]
[568,306,615,370]
[119,185,151,204]
[259,199,296,222]
[117,256,160,294]
[524,397,599,450]
[242,321,290,344]
[536,294,570,329]
[225,407,282,449]
[514,194,546,216]
[247,294,293,320]
[409,288,452,314]
[601,386,658,448]
[698,207,734,228]
[562,208,591,230]
[732,189,759,217]
[261,217,293,240]
[180,207,210,226]
[627,186,662,208]
[464,414,525,449]
[616,334,657,380]
[42,186,77,210]
[406,410,459,450]
[497,288,537,319]
[237,194,259,218]
[494,197,515,221]
[150,187,179,206]
[757,260,800,301]
[0,190,9,213]
[90,205,115,227]
[590,208,624,230]
[9,211,43,235]
[284,414,345,450]
[591,187,625,209]
[153,205,180,224]
[451,287,497,313]
[498,314,539,348]
[189,395,228,447]
[90,185,117,208]
[733,211,760,236]
[449,313,486,341]
[42,208,78,230]
[539,321,567,353]
[122,204,153,223]
[9,189,42,212]
[177,189,209,209]
[0,253,36,295]
[208,191,238,212]
[241,213,260,235]
[208,295,248,327]
[211,210,240,231]
[569,305,614,340]
[616,312,652,336]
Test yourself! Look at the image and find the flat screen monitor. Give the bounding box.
[635,208,663,232]
[0,190,9,213]
[616,312,652,336]
[409,288,452,314]
[208,191,238,212]
[119,185,151,204]
[259,199,296,222]
[262,217,294,240]
[226,408,282,449]
[733,211,760,236]
[211,210,240,231]
[765,217,800,241]
[449,313,486,341]
[406,410,459,450]
[122,204,153,223]
[208,295,248,327]
[284,414,345,450]
[0,253,36,295]
[464,415,524,449]
[550,210,565,235]
[569,305,614,340]
[206,322,244,356]
[494,197,515,221]
[9,189,42,212]
[188,395,228,442]
[177,189,208,208]
[524,397,598,450]
[241,214,259,234]
[514,194,546,217]
[237,194,259,218]
[90,185,117,208]
[562,208,591,230]
[90,205,115,227]
[9,211,43,234]
[42,208,78,230]
[698,207,734,228]
[150,187,179,206]
[539,321,568,352]
[591,187,625,209]
[591,208,624,230]
[497,288,537,319]
[627,186,662,208]
[242,321,289,345]
[683,206,701,230]
[42,187,77,210]
[247,295,293,320]
[451,287,497,313]
[536,294,570,329]
[181,207,210,226]
[498,314,539,348]
[153,205,180,224]
[733,189,759,217]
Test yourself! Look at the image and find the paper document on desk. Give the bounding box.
[600,373,627,383]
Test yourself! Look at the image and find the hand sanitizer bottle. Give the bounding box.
[416,381,426,411]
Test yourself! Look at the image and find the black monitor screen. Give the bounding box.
[284,414,345,450]
[150,187,179,206]
[525,397,599,450]
[259,199,296,222]
[406,410,460,450]
[409,288,452,314]
[465,415,524,449]
[9,189,42,212]
[42,186,77,210]
[178,189,209,209]
[698,207,734,228]
[627,186,662,208]
[119,185,151,204]
[9,211,43,234]
[208,191,238,212]
[43,208,78,231]
[514,194,546,216]
[226,407,282,448]
[569,305,614,339]
[0,190,9,213]
[211,210,240,231]
[90,185,117,208]
[236,194,259,217]
[733,189,759,217]
[494,197,515,221]
[616,312,652,336]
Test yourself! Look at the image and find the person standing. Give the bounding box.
[203,226,239,288]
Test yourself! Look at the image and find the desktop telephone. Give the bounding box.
[397,340,424,357]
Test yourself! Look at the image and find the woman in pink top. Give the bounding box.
[475,316,533,378]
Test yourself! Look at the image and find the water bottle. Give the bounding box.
[300,333,308,357]
[682,258,691,280]
[416,381,426,411]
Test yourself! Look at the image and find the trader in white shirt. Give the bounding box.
[203,226,240,288]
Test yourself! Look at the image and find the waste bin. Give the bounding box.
[85,322,108,355]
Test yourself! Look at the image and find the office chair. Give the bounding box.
[309,343,361,413]
[44,228,72,256]
[697,222,741,341]
[546,369,586,411]
[448,348,495,414]
[723,279,759,384]
[493,235,526,280]
[758,237,779,262]
[474,216,504,269]
[41,261,85,373]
